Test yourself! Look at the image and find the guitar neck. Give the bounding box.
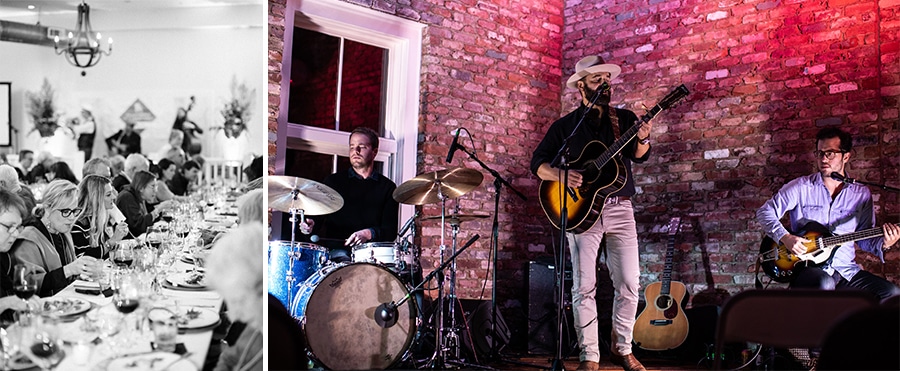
[661,231,675,295]
[820,227,884,248]
[588,104,665,170]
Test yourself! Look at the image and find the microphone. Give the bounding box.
[397,211,420,238]
[598,82,610,93]
[374,301,399,328]
[830,172,856,184]
[446,128,462,163]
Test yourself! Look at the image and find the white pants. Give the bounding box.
[567,200,641,362]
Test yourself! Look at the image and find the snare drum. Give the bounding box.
[267,241,328,310]
[352,242,419,272]
[291,263,416,370]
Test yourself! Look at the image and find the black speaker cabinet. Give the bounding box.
[527,258,614,355]
[527,259,575,355]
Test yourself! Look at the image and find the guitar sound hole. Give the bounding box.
[655,295,672,310]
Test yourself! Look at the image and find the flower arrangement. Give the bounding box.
[217,76,254,139]
[26,78,61,137]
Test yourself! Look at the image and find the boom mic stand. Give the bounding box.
[546,86,608,371]
[453,139,528,363]
[374,234,483,369]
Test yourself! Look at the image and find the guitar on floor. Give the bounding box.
[539,85,689,233]
[759,221,885,283]
[634,217,689,351]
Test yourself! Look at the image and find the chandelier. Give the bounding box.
[53,1,112,75]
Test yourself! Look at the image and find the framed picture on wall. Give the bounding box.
[0,82,9,147]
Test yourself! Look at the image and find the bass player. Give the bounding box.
[530,55,652,371]
[756,126,900,299]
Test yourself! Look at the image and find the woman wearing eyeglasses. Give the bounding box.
[11,180,103,297]
[116,170,173,237]
[0,190,41,316]
[71,175,129,259]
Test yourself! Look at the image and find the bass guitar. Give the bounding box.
[539,85,689,233]
[759,221,884,283]
[633,217,689,351]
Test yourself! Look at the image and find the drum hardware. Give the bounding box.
[442,131,530,365]
[392,167,484,369]
[373,234,481,368]
[267,175,344,310]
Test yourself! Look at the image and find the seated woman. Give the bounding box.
[236,189,263,225]
[71,175,129,259]
[0,190,41,317]
[152,159,182,203]
[45,161,79,185]
[115,171,173,237]
[207,223,263,371]
[11,180,101,297]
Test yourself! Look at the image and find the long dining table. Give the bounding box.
[11,197,241,371]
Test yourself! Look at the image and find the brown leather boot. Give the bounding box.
[576,360,600,371]
[610,331,646,371]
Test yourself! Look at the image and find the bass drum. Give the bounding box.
[291,263,417,370]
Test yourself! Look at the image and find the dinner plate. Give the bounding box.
[166,272,207,289]
[5,352,35,370]
[41,297,92,318]
[175,307,218,330]
[106,352,197,371]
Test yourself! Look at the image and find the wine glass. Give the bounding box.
[113,275,142,343]
[20,316,64,370]
[12,265,37,313]
[112,242,134,269]
[0,321,20,371]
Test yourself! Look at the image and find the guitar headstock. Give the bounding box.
[658,84,689,111]
[667,217,681,237]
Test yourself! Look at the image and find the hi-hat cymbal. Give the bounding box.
[268,175,344,215]
[423,214,490,224]
[392,167,483,205]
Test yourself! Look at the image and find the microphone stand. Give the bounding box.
[454,143,529,364]
[547,88,606,371]
[833,174,900,193]
[376,234,483,369]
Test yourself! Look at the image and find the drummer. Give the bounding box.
[301,127,399,262]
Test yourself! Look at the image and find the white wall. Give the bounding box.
[0,3,266,169]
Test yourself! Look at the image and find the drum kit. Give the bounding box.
[267,167,489,370]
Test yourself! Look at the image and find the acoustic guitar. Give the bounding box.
[759,221,884,283]
[538,85,689,233]
[634,217,689,351]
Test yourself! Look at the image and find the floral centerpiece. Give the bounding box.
[26,78,62,137]
[217,76,254,139]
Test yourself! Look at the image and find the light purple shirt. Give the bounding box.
[756,172,884,281]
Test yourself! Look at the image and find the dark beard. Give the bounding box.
[583,85,611,106]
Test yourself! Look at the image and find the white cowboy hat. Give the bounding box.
[565,55,622,89]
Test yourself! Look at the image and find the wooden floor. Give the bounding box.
[398,352,707,370]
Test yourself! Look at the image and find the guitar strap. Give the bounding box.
[603,106,625,162]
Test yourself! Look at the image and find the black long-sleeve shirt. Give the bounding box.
[312,169,399,249]
[530,104,650,198]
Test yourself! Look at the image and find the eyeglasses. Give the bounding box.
[0,222,23,234]
[56,208,82,218]
[813,150,846,160]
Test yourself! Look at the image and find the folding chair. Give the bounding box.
[713,289,878,369]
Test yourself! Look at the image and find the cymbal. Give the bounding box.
[268,175,344,215]
[392,167,483,205]
[423,214,490,224]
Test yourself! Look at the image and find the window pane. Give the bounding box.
[288,27,339,128]
[339,40,386,135]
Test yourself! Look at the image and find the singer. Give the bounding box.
[299,127,400,262]
[757,127,900,296]
[530,55,652,371]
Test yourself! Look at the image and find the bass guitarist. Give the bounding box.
[530,55,652,371]
[756,127,900,299]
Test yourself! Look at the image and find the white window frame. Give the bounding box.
[274,0,423,234]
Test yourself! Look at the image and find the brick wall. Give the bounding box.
[269,0,900,350]
[562,0,900,297]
